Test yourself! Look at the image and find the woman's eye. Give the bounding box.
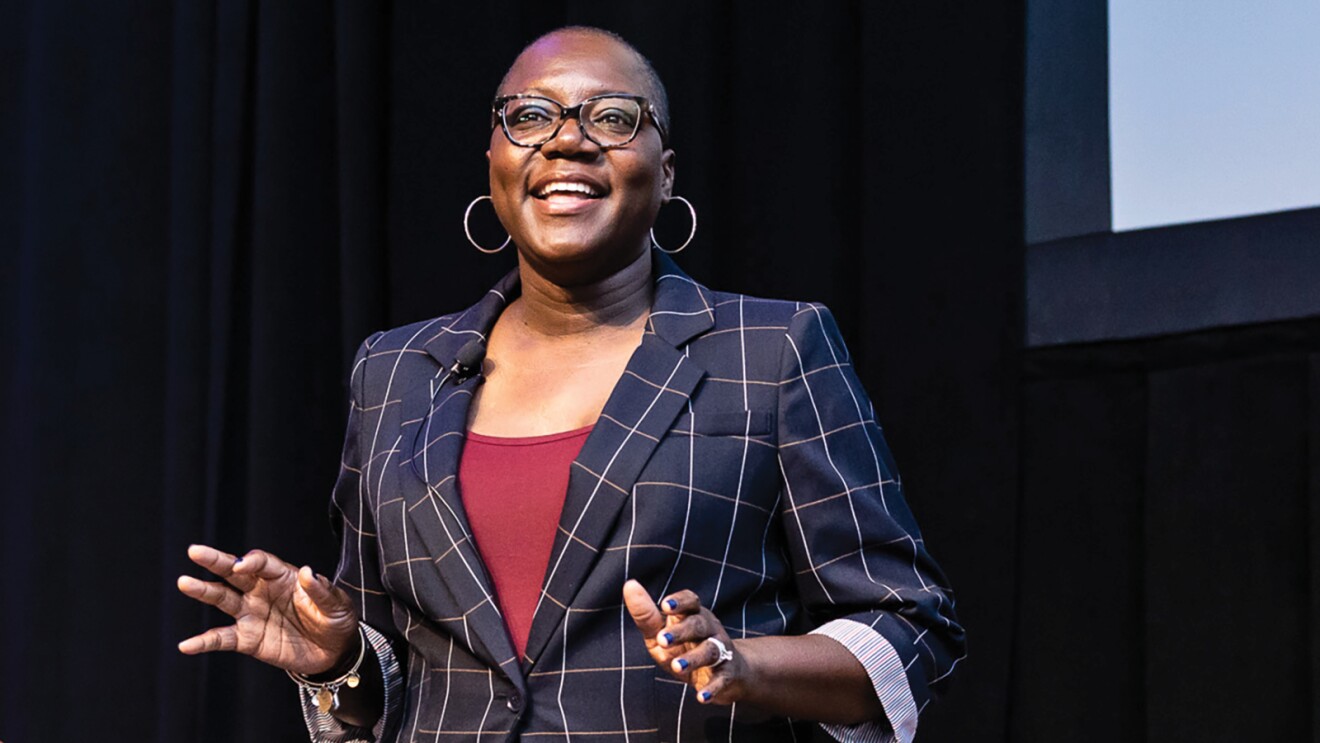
[511,106,553,124]
[591,108,636,128]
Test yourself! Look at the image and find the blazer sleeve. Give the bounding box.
[299,333,406,743]
[775,304,965,743]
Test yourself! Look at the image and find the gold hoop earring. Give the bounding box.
[464,195,510,254]
[650,195,697,254]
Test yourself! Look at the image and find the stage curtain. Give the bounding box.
[1016,322,1320,741]
[0,2,1022,740]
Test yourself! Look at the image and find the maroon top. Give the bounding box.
[458,424,593,659]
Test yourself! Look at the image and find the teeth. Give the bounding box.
[539,181,599,197]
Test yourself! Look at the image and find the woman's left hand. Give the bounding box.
[623,579,748,704]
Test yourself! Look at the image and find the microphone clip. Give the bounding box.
[449,338,487,382]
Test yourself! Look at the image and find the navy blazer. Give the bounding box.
[306,251,963,743]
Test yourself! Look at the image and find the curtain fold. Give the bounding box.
[1019,322,1320,742]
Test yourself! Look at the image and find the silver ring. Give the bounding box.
[705,637,734,668]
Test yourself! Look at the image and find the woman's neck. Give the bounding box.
[511,249,654,338]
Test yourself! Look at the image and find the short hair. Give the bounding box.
[496,26,671,141]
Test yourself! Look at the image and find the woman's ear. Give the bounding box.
[661,148,676,200]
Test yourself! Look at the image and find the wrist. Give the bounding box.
[305,626,366,681]
[726,638,761,704]
[288,625,370,715]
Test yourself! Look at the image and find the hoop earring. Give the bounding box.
[464,195,510,254]
[650,195,697,254]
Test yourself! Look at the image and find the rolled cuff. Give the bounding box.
[810,618,918,743]
[299,622,404,743]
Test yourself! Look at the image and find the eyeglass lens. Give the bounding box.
[502,97,642,147]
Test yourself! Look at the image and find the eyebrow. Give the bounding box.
[503,88,640,101]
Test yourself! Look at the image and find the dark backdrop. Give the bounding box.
[14,1,1309,742]
[9,1,1021,740]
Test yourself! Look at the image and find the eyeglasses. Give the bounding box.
[492,93,668,148]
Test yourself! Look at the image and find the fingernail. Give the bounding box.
[661,632,674,647]
[700,690,712,702]
[665,599,678,611]
[674,658,689,671]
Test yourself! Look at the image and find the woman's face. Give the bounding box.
[488,33,674,283]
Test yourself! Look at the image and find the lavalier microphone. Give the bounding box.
[450,338,487,381]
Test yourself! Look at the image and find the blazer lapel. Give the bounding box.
[401,276,526,676]
[521,250,715,668]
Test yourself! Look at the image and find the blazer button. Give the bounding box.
[506,692,522,712]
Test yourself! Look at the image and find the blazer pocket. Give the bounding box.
[677,409,774,437]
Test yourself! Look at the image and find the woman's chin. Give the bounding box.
[524,233,630,263]
[518,237,648,283]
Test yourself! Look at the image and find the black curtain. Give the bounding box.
[1,2,1023,741]
[1014,321,1320,741]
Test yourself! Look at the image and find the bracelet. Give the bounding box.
[287,625,367,714]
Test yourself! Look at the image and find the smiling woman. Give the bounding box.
[177,26,964,743]
[487,30,673,287]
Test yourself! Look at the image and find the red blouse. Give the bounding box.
[457,425,593,660]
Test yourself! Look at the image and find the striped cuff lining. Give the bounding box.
[810,618,918,743]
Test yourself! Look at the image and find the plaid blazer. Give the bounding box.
[304,251,964,743]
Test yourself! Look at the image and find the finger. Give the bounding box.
[177,625,239,654]
[297,566,353,619]
[659,589,701,616]
[623,579,665,638]
[232,549,295,583]
[695,670,734,705]
[668,635,730,675]
[187,544,256,592]
[177,575,243,617]
[656,612,723,649]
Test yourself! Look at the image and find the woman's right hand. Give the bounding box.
[176,544,360,676]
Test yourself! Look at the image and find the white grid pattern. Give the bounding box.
[304,252,963,742]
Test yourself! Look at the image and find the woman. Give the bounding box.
[178,26,963,742]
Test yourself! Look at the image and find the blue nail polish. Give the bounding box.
[665,598,678,610]
[662,632,674,646]
[700,690,712,702]
[676,658,689,671]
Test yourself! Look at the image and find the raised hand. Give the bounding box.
[177,544,360,676]
[623,579,745,704]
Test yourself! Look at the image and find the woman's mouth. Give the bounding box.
[533,181,602,198]
[531,180,606,213]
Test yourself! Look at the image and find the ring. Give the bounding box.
[705,637,734,668]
